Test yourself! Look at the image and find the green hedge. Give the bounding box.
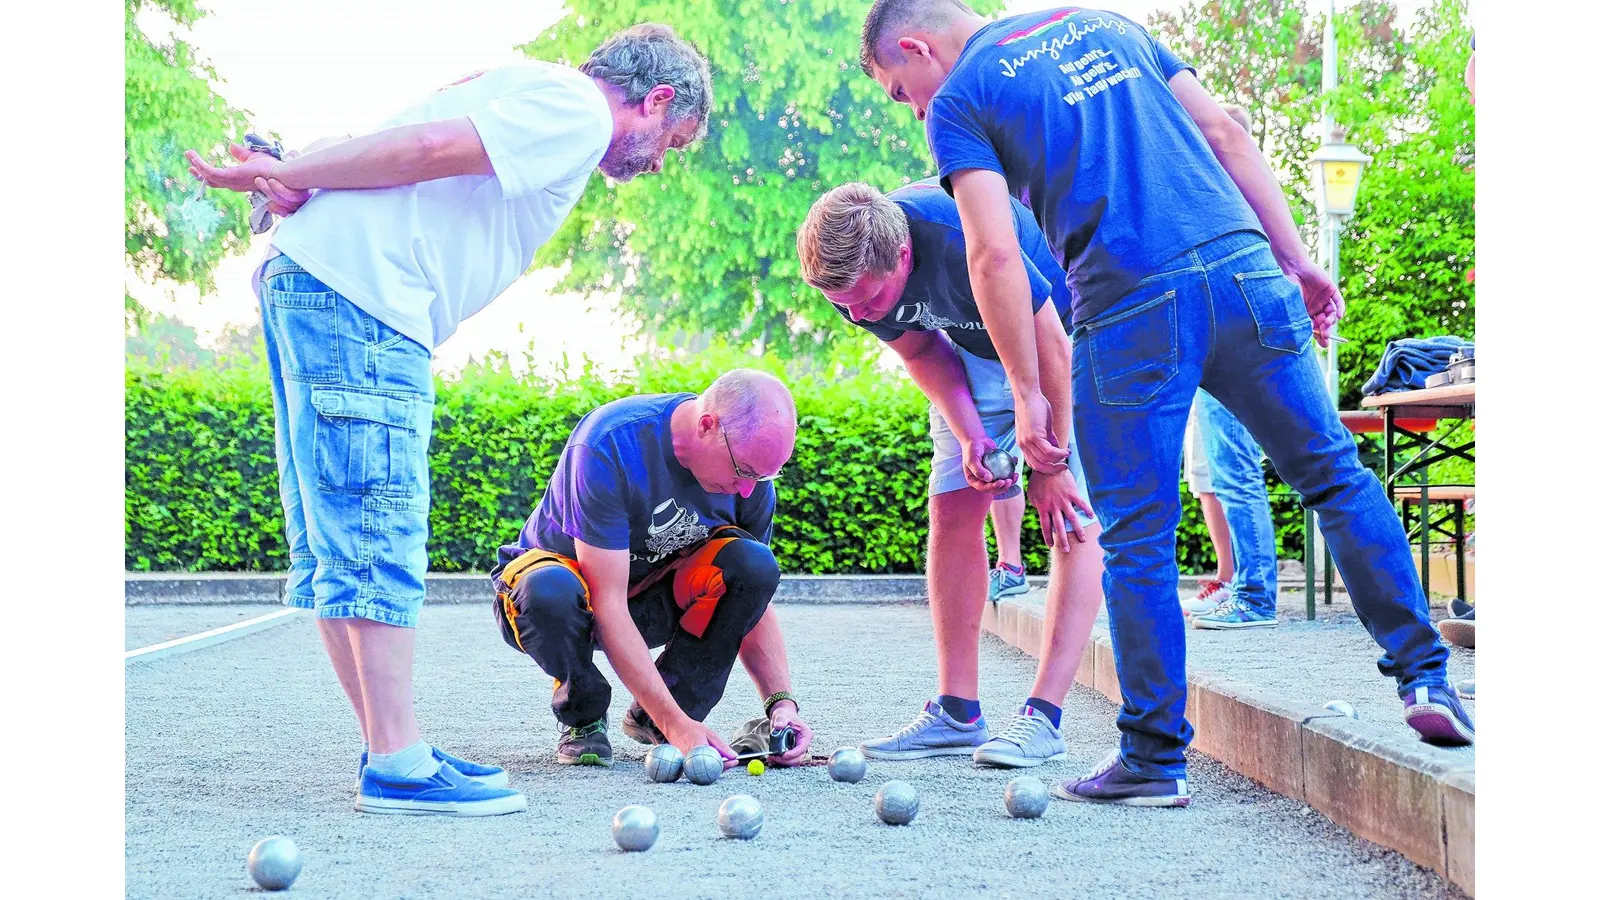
[125,350,1304,575]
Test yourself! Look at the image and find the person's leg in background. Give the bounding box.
[1180,401,1234,617]
[1055,261,1210,806]
[1196,236,1472,746]
[1192,389,1280,629]
[262,255,526,815]
[988,493,1030,601]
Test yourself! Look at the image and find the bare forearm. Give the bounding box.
[300,134,352,155]
[901,338,985,445]
[1208,127,1313,268]
[269,121,485,192]
[737,607,793,702]
[592,600,687,727]
[1034,310,1074,439]
[970,251,1044,394]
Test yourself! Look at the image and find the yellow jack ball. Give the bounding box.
[747,759,766,776]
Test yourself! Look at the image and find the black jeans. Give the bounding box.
[491,534,779,727]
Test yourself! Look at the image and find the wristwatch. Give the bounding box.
[764,691,797,718]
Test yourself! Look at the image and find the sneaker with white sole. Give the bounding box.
[356,762,528,817]
[988,565,1029,603]
[973,705,1069,768]
[1052,749,1191,807]
[1192,597,1278,630]
[1181,579,1231,617]
[1456,678,1475,700]
[1403,685,1475,746]
[860,699,989,760]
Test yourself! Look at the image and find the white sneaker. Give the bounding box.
[973,706,1068,768]
[860,699,989,760]
[1181,578,1231,617]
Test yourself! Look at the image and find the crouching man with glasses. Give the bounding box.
[491,369,814,771]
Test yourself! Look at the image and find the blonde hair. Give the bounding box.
[796,183,908,292]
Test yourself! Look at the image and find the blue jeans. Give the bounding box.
[1071,230,1450,779]
[1196,389,1277,614]
[258,253,435,627]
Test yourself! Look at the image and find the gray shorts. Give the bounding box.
[1183,400,1212,495]
[926,346,1095,525]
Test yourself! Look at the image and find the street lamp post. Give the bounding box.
[1304,0,1372,618]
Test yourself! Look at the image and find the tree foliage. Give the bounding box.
[1152,0,1474,405]
[125,0,254,304]
[518,0,1002,358]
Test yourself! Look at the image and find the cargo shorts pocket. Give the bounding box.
[311,389,425,497]
[1084,290,1179,407]
[1235,270,1313,354]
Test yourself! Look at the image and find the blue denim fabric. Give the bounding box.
[1071,230,1451,780]
[258,254,435,627]
[1195,389,1278,614]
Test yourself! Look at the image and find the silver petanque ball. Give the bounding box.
[981,449,1017,482]
[874,780,920,825]
[716,794,765,840]
[683,745,724,786]
[1003,776,1050,819]
[828,747,868,783]
[644,744,684,783]
[247,835,303,891]
[612,805,659,852]
[1323,700,1359,720]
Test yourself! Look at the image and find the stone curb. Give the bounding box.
[125,572,1215,606]
[980,596,1474,898]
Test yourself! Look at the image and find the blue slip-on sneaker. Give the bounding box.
[860,699,989,760]
[1052,749,1191,807]
[1192,597,1278,630]
[1403,685,1475,746]
[988,566,1029,604]
[355,762,527,817]
[358,748,510,788]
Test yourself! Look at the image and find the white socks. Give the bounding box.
[367,741,441,780]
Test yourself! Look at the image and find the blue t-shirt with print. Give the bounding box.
[501,393,776,586]
[836,179,1069,358]
[924,7,1265,326]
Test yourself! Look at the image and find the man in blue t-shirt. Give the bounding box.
[857,1,1471,806]
[798,179,1102,772]
[491,369,815,770]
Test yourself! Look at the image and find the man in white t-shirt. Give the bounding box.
[183,23,713,817]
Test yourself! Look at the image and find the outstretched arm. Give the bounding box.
[737,608,811,765]
[186,118,493,194]
[1168,71,1342,344]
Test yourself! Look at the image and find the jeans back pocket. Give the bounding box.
[1084,290,1179,407]
[311,389,424,497]
[1235,270,1313,354]
[266,283,342,384]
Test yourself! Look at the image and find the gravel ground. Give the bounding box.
[126,604,1464,899]
[125,604,288,651]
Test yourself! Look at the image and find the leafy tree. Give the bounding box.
[519,0,1002,359]
[1324,0,1475,406]
[125,0,254,313]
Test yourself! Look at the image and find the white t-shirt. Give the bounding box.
[266,61,613,350]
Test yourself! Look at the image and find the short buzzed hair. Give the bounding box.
[703,369,796,447]
[797,183,908,292]
[860,0,976,75]
[581,23,714,140]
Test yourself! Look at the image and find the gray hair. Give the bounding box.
[860,0,975,75]
[703,369,796,446]
[581,23,714,141]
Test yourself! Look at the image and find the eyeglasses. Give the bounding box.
[722,427,783,482]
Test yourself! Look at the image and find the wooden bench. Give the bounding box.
[1393,486,1474,602]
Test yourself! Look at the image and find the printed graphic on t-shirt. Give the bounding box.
[643,498,710,562]
[992,9,1143,106]
[891,302,965,332]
